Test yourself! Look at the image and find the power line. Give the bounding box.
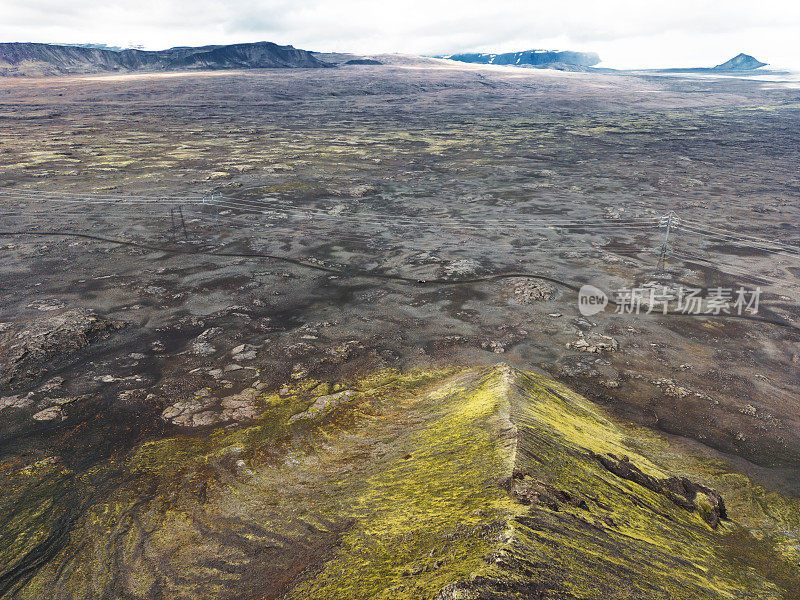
[1,228,796,332]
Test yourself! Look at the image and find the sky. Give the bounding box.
[1,0,799,70]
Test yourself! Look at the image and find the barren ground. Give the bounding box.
[1,58,799,597]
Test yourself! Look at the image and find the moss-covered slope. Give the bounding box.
[2,365,798,599]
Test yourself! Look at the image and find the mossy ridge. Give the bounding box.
[286,364,524,600]
[3,364,799,599]
[9,366,462,600]
[293,365,799,599]
[479,372,769,599]
[455,369,798,600]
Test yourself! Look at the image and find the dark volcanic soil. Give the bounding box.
[0,60,799,596]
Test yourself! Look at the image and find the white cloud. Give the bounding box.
[1,0,799,70]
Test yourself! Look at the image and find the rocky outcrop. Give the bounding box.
[445,50,600,68]
[713,53,767,70]
[161,384,264,427]
[0,42,333,76]
[507,277,555,303]
[567,331,619,353]
[0,309,124,390]
[590,452,727,528]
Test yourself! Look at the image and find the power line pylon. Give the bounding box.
[657,211,679,271]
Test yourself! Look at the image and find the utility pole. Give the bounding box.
[169,205,177,242]
[178,205,188,241]
[657,211,678,271]
[213,194,220,232]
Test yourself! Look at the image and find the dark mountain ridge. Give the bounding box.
[0,41,332,76]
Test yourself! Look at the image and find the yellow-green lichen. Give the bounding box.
[4,365,800,600]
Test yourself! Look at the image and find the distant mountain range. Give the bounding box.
[443,50,601,69]
[0,41,332,76]
[0,42,771,78]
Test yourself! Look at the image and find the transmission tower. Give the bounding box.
[657,211,679,271]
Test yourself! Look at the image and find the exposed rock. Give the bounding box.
[220,388,260,422]
[36,376,65,394]
[161,398,219,427]
[0,394,33,410]
[567,331,619,353]
[507,278,555,303]
[161,387,261,427]
[191,340,216,356]
[232,346,257,361]
[0,309,124,390]
[288,389,358,424]
[590,452,727,528]
[31,406,65,421]
[511,474,588,512]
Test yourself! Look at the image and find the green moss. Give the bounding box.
[4,365,799,599]
[288,366,521,600]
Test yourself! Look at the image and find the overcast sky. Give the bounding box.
[2,0,799,70]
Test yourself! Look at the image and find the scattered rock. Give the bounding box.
[325,340,364,363]
[567,332,619,353]
[441,259,482,279]
[191,341,217,356]
[32,406,65,421]
[481,340,506,354]
[27,299,66,311]
[290,365,308,380]
[0,394,33,410]
[652,378,691,398]
[162,387,262,428]
[508,278,555,303]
